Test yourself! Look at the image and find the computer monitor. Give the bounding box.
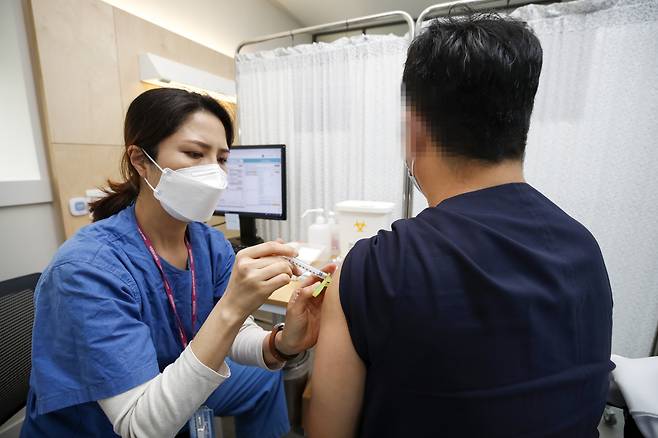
[215,144,287,246]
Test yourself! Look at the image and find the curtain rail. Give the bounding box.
[417,0,545,29]
[234,1,547,219]
[234,10,415,220]
[235,10,414,55]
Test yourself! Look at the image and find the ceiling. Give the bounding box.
[270,0,449,27]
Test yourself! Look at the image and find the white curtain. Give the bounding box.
[236,0,658,357]
[509,0,658,357]
[235,35,409,243]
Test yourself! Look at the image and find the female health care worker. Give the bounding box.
[21,88,335,438]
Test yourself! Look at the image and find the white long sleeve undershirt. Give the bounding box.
[98,316,282,438]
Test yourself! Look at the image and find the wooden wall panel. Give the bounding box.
[51,144,124,237]
[30,0,124,145]
[29,0,237,239]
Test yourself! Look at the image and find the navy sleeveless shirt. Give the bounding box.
[340,183,613,437]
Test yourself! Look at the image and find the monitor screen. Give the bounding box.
[215,145,286,220]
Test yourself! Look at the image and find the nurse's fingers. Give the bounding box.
[300,281,325,304]
[295,263,337,288]
[250,256,303,276]
[250,256,289,269]
[246,256,278,269]
[264,272,293,292]
[256,261,293,282]
[293,281,321,302]
[295,274,318,290]
[239,241,297,260]
[287,281,324,318]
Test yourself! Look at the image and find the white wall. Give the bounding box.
[0,0,54,207]
[100,0,303,57]
[0,203,63,281]
[0,0,40,182]
[0,0,62,282]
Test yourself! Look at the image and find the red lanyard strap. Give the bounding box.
[137,223,197,349]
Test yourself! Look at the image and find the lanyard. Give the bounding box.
[136,223,197,349]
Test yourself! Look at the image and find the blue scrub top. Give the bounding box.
[21,205,235,437]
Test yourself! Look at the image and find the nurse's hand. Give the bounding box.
[276,263,338,356]
[222,241,299,319]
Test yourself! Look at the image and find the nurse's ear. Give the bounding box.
[127,145,151,180]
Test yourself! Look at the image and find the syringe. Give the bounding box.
[283,256,329,279]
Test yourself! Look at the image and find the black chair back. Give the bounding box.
[0,273,40,425]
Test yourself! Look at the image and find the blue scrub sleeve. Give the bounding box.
[213,239,235,302]
[31,260,160,415]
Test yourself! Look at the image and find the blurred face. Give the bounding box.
[404,108,429,164]
[141,110,230,187]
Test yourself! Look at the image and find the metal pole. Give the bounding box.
[236,10,414,55]
[402,166,414,218]
[418,0,489,28]
[417,0,541,29]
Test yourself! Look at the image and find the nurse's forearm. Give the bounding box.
[98,345,229,438]
[191,297,246,371]
[228,316,285,370]
[99,300,245,437]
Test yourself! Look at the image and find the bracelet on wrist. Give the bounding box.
[269,323,299,362]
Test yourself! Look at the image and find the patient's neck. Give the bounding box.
[418,155,526,207]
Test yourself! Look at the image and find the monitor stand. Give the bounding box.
[229,216,264,249]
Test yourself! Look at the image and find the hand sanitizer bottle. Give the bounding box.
[303,208,331,260]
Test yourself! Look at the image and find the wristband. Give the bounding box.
[269,323,299,362]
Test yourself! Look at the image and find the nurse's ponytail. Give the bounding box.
[89,88,234,222]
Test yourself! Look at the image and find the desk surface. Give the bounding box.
[266,280,301,308]
[265,257,333,308]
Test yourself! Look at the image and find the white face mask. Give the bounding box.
[142,149,228,223]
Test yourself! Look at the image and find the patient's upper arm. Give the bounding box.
[308,266,366,438]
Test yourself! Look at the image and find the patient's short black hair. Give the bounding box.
[403,13,543,162]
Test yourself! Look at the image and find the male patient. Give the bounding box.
[309,13,614,438]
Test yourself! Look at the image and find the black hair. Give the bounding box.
[89,88,234,222]
[402,12,543,162]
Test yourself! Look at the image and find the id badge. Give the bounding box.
[188,405,215,438]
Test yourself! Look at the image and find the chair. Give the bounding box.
[605,354,658,438]
[0,273,40,438]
